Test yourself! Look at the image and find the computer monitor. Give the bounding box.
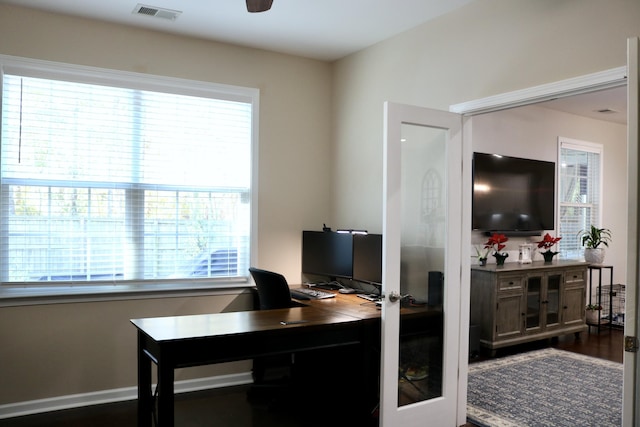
[352,233,382,285]
[301,230,353,281]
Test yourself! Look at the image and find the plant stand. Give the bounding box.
[587,265,614,333]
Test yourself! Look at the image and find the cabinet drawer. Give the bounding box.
[497,275,523,291]
[565,268,586,284]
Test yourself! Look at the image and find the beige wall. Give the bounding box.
[0,4,334,282]
[331,0,640,232]
[0,4,333,406]
[1,293,254,404]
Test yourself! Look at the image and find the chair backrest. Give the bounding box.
[248,267,294,310]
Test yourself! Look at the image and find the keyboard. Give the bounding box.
[290,288,336,300]
[357,294,381,302]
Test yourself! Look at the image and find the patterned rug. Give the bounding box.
[467,348,622,427]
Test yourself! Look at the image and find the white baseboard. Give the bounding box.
[0,372,253,420]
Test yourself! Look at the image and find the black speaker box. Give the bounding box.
[427,271,443,306]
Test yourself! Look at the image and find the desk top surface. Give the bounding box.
[131,305,361,342]
[299,292,382,320]
[131,291,436,342]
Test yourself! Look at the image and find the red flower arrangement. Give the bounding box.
[484,233,508,254]
[537,233,562,250]
[537,233,561,262]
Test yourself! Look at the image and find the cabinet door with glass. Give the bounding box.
[525,272,562,333]
[544,272,562,330]
[525,274,543,333]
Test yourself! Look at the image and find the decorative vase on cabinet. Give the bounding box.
[493,253,508,266]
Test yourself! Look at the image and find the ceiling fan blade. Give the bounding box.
[246,0,273,13]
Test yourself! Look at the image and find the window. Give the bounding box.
[0,56,257,290]
[557,137,603,259]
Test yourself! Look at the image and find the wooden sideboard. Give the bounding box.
[470,260,588,356]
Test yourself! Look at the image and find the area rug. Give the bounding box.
[467,348,622,427]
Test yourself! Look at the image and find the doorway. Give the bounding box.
[453,71,629,426]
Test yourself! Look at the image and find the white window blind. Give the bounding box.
[557,138,602,259]
[1,61,255,286]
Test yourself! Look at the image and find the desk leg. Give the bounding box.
[361,324,379,417]
[157,356,175,427]
[137,332,153,427]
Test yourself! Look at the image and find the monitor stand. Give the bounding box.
[313,281,342,290]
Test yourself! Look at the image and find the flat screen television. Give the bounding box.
[301,231,353,280]
[472,152,555,234]
[352,233,382,285]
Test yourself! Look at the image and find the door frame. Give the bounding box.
[449,41,637,426]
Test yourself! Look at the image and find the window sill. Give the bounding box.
[0,279,253,307]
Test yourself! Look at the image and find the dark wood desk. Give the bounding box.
[131,292,439,427]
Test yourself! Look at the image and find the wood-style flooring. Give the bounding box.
[3,328,624,427]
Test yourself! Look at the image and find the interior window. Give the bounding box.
[0,59,255,288]
[557,137,603,259]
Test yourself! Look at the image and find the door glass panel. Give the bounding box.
[546,274,561,325]
[526,276,541,329]
[398,123,445,405]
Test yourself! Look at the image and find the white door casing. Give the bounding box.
[625,35,639,427]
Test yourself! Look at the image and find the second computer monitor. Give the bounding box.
[352,233,382,285]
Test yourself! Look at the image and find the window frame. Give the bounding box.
[0,54,259,306]
[557,136,604,259]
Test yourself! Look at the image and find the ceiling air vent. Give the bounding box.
[133,4,182,21]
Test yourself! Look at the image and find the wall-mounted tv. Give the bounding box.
[472,152,555,235]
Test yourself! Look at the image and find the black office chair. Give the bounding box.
[247,267,301,404]
[249,267,297,310]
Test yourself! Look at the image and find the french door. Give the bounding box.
[381,102,470,426]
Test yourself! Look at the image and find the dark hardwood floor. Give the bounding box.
[3,328,623,427]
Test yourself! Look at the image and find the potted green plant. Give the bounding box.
[578,225,612,264]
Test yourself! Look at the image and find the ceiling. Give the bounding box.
[537,86,627,125]
[4,0,627,124]
[2,0,474,61]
